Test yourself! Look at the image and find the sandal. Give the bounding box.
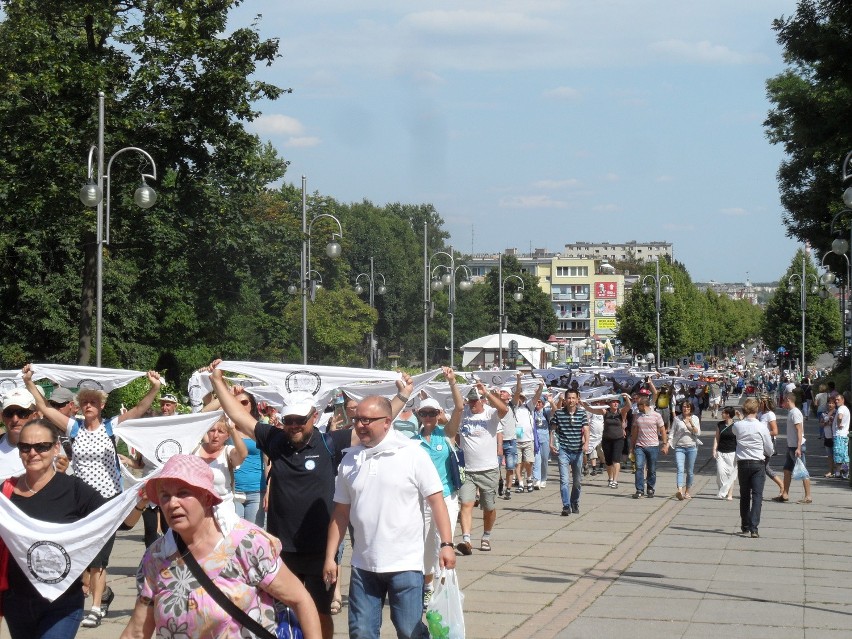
[824,472,835,478]
[796,498,812,504]
[330,597,343,615]
[480,538,491,551]
[771,496,789,502]
[80,610,102,628]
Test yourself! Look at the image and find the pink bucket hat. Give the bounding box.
[145,454,222,506]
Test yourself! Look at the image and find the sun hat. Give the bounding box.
[2,388,36,411]
[49,387,75,404]
[158,394,179,404]
[418,398,441,412]
[281,391,315,417]
[145,454,222,506]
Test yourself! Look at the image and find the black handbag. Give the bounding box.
[175,533,276,639]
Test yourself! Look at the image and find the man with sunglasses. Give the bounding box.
[209,360,414,639]
[324,394,456,639]
[0,388,38,478]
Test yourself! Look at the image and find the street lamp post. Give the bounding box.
[355,257,387,369]
[641,258,674,370]
[426,247,472,368]
[79,93,158,367]
[297,176,342,365]
[498,257,525,370]
[821,252,848,358]
[787,249,819,378]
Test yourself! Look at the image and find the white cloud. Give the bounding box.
[543,86,582,100]
[720,207,749,216]
[656,175,674,183]
[498,195,569,209]
[251,114,305,136]
[285,137,321,148]
[649,39,767,65]
[533,178,581,189]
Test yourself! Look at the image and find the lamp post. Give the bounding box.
[426,247,472,368]
[79,93,158,367]
[498,256,525,370]
[355,257,387,369]
[787,249,819,378]
[295,176,342,365]
[641,258,674,370]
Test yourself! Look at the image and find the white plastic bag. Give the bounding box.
[792,456,809,481]
[425,568,465,639]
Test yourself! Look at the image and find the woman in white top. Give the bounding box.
[671,401,701,500]
[194,417,248,526]
[758,394,785,497]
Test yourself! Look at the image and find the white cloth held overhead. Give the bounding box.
[0,488,140,601]
[29,364,146,393]
[113,411,225,468]
[340,369,442,404]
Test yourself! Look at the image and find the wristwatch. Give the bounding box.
[440,542,454,549]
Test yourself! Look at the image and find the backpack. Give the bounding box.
[68,418,121,473]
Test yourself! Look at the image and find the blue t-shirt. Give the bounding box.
[416,426,453,497]
[231,436,264,493]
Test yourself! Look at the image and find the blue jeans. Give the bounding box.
[3,589,84,639]
[348,567,428,639]
[533,428,551,483]
[557,448,583,508]
[235,490,266,527]
[634,445,659,493]
[675,447,698,488]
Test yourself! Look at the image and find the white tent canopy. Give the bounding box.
[460,332,556,368]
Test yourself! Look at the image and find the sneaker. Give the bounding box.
[590,467,598,476]
[422,588,433,612]
[608,480,614,488]
[456,541,472,555]
[81,610,102,629]
[611,481,618,489]
[533,481,541,490]
[571,504,579,514]
[503,491,512,500]
[540,481,546,489]
[101,586,115,617]
[750,530,760,538]
[633,491,644,499]
[646,488,655,498]
[561,506,571,516]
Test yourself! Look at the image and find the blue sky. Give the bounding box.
[231,0,803,283]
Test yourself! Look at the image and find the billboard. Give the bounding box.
[594,299,617,317]
[594,281,617,299]
[596,318,617,331]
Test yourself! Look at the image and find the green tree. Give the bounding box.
[762,249,841,365]
[764,0,852,266]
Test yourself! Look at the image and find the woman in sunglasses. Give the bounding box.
[193,417,248,527]
[415,366,463,610]
[0,419,146,638]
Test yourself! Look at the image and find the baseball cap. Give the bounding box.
[281,391,315,417]
[2,388,36,411]
[49,387,75,404]
[639,389,651,396]
[145,454,222,506]
[466,387,482,401]
[418,398,441,412]
[159,394,179,404]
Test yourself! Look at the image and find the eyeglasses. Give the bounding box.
[17,441,54,454]
[418,410,439,418]
[353,415,389,425]
[3,407,33,420]
[282,416,309,426]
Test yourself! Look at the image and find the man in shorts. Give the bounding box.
[454,382,508,554]
[775,394,812,504]
[512,376,544,492]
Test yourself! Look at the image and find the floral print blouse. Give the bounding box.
[136,520,282,638]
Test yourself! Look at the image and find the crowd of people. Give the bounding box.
[0,358,846,639]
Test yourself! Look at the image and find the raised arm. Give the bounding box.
[513,374,523,406]
[118,371,163,423]
[443,366,463,439]
[480,382,508,418]
[227,425,249,468]
[22,364,70,432]
[391,372,414,418]
[208,360,258,439]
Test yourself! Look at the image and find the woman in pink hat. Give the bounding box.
[120,454,320,639]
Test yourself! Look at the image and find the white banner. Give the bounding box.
[29,364,146,393]
[113,411,224,467]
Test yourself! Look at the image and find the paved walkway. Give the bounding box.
[3,403,849,639]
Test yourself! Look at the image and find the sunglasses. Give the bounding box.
[17,441,54,454]
[353,415,388,425]
[282,415,309,426]
[418,410,439,417]
[48,401,69,409]
[3,407,33,420]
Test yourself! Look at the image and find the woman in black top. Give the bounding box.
[582,393,631,489]
[712,406,738,500]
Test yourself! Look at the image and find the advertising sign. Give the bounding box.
[595,318,617,331]
[594,281,617,299]
[594,299,617,317]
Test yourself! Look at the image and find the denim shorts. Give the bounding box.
[502,439,518,470]
[783,445,806,472]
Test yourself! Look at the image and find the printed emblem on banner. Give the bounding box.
[77,378,105,390]
[491,374,503,385]
[155,439,182,463]
[284,371,322,395]
[0,378,19,393]
[27,541,71,584]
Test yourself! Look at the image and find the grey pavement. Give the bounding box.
[3,399,849,638]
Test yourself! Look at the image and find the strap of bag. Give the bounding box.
[174,533,276,639]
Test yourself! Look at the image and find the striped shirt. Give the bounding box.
[633,411,664,448]
[549,407,588,452]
